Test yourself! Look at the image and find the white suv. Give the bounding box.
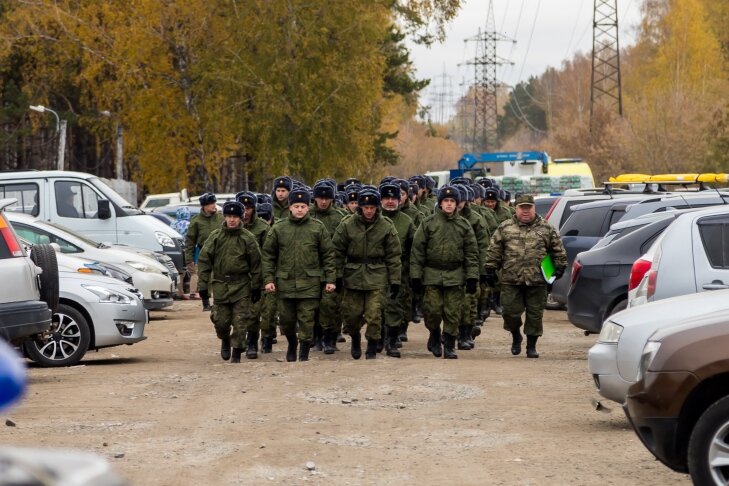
[0,199,56,344]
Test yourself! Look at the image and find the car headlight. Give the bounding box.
[598,321,624,343]
[82,285,135,305]
[636,341,661,382]
[126,261,163,274]
[99,263,134,284]
[155,231,175,248]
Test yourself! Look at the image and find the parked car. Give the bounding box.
[140,190,188,210]
[623,308,729,484]
[587,288,729,404]
[620,192,729,221]
[0,199,55,345]
[150,202,222,221]
[629,205,729,307]
[567,210,691,333]
[0,170,184,271]
[534,195,559,219]
[7,213,175,310]
[22,251,147,367]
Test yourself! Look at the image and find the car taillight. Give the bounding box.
[646,270,658,299]
[629,258,651,291]
[0,215,23,257]
[545,198,560,221]
[570,260,582,286]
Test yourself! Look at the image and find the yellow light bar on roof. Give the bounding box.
[608,173,729,184]
[608,174,652,183]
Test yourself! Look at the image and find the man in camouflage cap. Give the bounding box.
[483,194,567,358]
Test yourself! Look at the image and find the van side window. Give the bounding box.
[697,217,729,269]
[55,181,100,219]
[0,183,40,216]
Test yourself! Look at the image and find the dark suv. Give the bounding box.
[624,309,729,484]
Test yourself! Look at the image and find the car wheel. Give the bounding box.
[545,293,566,311]
[23,304,90,367]
[30,243,59,313]
[608,299,628,316]
[688,394,729,485]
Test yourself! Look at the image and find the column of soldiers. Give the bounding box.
[186,173,566,362]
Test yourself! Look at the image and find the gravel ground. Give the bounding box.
[4,302,690,485]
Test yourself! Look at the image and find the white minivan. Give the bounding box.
[0,171,184,272]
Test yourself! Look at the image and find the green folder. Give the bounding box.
[541,254,556,284]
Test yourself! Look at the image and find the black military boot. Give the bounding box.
[479,304,491,321]
[511,330,523,355]
[365,338,378,359]
[398,322,409,343]
[313,324,324,351]
[261,335,273,354]
[376,333,385,353]
[350,332,362,360]
[299,341,311,361]
[466,326,476,348]
[246,331,259,359]
[491,293,503,315]
[323,329,336,355]
[386,329,401,358]
[457,326,473,350]
[443,333,458,359]
[427,328,443,358]
[220,336,231,361]
[471,325,482,338]
[285,334,297,362]
[202,297,211,312]
[230,348,243,363]
[526,335,540,358]
[337,332,346,343]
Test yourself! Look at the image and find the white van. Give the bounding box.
[0,171,184,271]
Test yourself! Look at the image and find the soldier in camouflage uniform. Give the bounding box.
[186,193,224,311]
[344,186,359,214]
[482,187,510,315]
[271,176,292,220]
[310,180,346,354]
[379,183,415,358]
[262,189,336,362]
[411,185,480,359]
[197,201,262,363]
[256,202,278,352]
[454,184,490,350]
[396,178,422,228]
[483,194,567,358]
[332,187,401,360]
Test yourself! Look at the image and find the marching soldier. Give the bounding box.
[332,186,401,360]
[272,176,292,220]
[411,185,479,359]
[379,182,415,358]
[197,201,262,363]
[396,178,423,227]
[262,188,337,362]
[483,194,567,358]
[256,202,278,352]
[482,187,509,315]
[186,193,224,311]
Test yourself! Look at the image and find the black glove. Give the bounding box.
[482,270,497,288]
[198,288,209,301]
[553,267,565,280]
[389,284,400,299]
[411,278,423,295]
[466,278,478,295]
[251,288,261,304]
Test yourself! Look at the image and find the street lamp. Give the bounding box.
[29,104,66,171]
[100,110,124,180]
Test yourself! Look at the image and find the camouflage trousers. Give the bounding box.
[278,298,319,343]
[210,298,254,349]
[341,288,385,341]
[315,288,342,332]
[383,282,410,330]
[423,285,464,337]
[259,292,277,337]
[501,284,548,336]
[461,285,480,327]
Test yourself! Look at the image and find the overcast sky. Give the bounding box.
[409,0,644,121]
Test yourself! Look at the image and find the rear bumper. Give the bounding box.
[0,301,52,344]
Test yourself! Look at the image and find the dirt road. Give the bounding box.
[4,302,689,485]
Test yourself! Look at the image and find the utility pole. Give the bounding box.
[463,0,515,152]
[590,0,623,130]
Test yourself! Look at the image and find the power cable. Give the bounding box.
[514,0,541,84]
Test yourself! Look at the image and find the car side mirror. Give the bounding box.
[98,199,112,220]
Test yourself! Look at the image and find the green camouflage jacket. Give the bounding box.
[459,204,491,268]
[382,208,415,278]
[243,216,270,249]
[310,204,345,238]
[184,210,224,263]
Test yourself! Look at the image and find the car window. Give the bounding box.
[560,207,608,237]
[608,209,626,227]
[535,199,555,217]
[55,181,101,219]
[697,216,729,269]
[559,200,589,227]
[0,183,40,216]
[146,198,171,208]
[12,223,82,254]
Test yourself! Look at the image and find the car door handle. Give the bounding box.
[703,281,729,290]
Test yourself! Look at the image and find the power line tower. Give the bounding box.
[590,0,623,129]
[464,0,514,152]
[428,64,455,125]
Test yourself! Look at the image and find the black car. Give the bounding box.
[550,197,647,307]
[566,212,685,333]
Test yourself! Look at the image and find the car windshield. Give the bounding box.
[33,219,109,249]
[89,177,144,215]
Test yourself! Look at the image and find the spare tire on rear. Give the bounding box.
[30,244,59,313]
